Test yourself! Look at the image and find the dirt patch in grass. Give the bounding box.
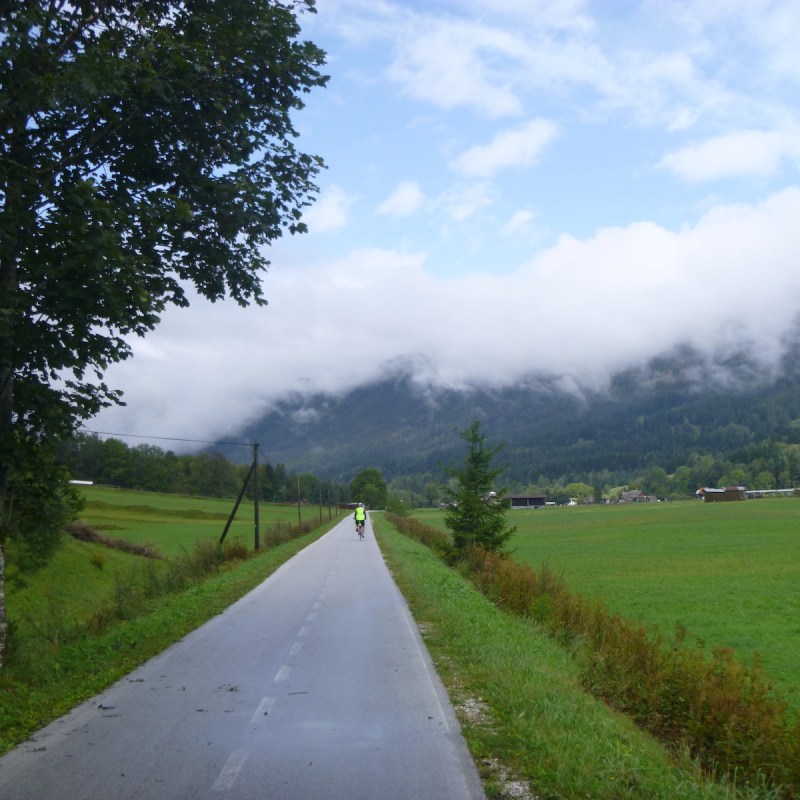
[67,522,161,558]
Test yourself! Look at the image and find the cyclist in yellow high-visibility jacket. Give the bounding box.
[354,503,366,535]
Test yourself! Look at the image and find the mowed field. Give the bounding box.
[78,485,338,556]
[7,486,342,662]
[414,499,800,711]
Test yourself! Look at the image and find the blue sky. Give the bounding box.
[94,0,800,446]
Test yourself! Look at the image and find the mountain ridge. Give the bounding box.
[225,344,800,485]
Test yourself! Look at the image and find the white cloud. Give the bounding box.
[320,0,800,137]
[376,180,426,217]
[450,119,558,178]
[437,0,592,32]
[660,129,800,183]
[377,3,722,132]
[386,18,524,117]
[95,188,800,444]
[438,181,496,222]
[85,3,800,447]
[301,184,354,232]
[502,209,535,236]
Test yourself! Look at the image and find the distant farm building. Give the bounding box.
[618,490,657,503]
[695,486,747,502]
[507,494,547,509]
[746,488,800,498]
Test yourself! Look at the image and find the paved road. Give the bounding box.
[0,515,485,800]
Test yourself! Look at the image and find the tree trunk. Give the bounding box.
[0,541,6,670]
[0,130,21,674]
[0,274,13,671]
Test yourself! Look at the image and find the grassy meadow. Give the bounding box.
[6,486,341,640]
[78,484,336,557]
[376,516,774,800]
[413,499,800,712]
[1,487,341,752]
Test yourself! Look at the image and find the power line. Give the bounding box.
[80,428,253,448]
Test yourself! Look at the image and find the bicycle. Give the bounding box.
[356,521,365,539]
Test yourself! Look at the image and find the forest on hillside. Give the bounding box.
[60,434,349,505]
[227,347,800,502]
[62,420,800,510]
[60,337,800,508]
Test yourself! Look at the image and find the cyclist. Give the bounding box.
[354,503,366,537]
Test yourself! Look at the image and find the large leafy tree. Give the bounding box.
[349,467,388,509]
[0,0,328,667]
[445,420,515,553]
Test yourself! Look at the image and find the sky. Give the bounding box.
[92,0,800,449]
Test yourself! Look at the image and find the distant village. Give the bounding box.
[502,486,800,508]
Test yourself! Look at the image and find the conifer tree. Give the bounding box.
[444,420,515,553]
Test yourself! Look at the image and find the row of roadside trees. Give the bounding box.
[60,433,393,510]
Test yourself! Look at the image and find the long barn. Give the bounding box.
[507,494,547,509]
[696,486,746,502]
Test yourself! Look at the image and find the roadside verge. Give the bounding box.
[374,515,766,800]
[0,525,333,754]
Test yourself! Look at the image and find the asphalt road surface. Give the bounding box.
[0,515,486,800]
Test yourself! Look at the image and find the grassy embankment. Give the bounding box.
[412,500,800,712]
[375,514,777,800]
[0,486,341,754]
[77,484,332,556]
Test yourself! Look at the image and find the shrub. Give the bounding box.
[111,572,139,621]
[89,551,106,570]
[223,537,249,562]
[261,520,316,548]
[387,514,453,560]
[180,539,224,580]
[385,494,413,517]
[67,523,161,559]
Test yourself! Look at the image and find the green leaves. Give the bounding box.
[349,468,388,509]
[444,420,515,554]
[0,0,329,624]
[2,0,328,440]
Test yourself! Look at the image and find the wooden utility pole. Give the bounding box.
[297,477,302,525]
[219,442,261,550]
[253,442,260,550]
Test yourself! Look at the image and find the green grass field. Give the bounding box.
[6,486,345,671]
[376,517,766,800]
[2,488,339,753]
[3,488,794,795]
[413,499,800,710]
[77,485,338,557]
